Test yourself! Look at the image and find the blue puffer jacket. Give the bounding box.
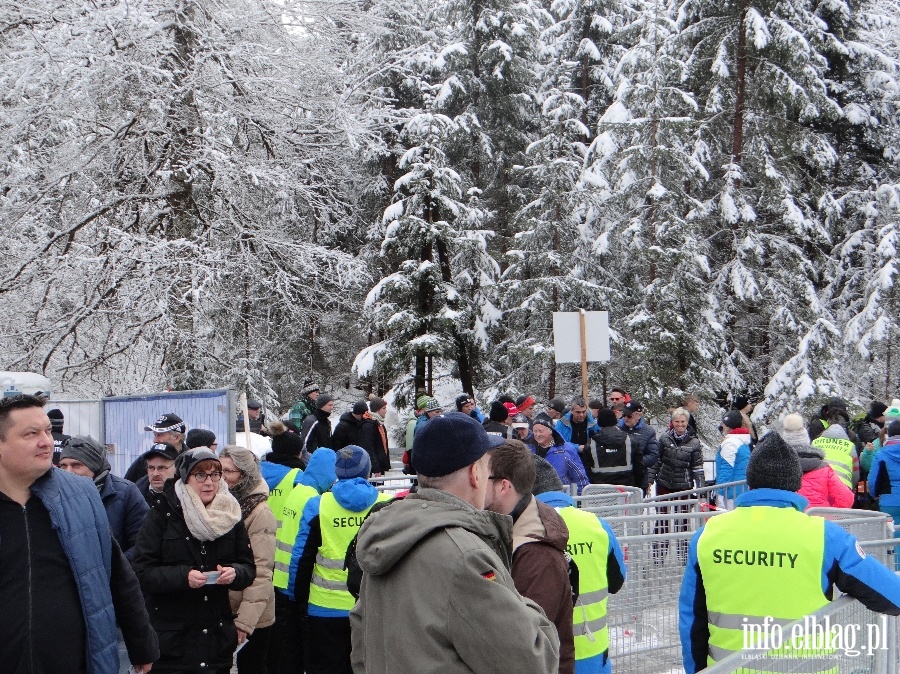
[99,473,149,559]
[714,430,752,500]
[32,469,119,674]
[555,411,599,444]
[869,438,900,506]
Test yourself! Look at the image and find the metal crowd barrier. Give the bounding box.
[368,474,416,495]
[566,490,898,673]
[603,511,721,673]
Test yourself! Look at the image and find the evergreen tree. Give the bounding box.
[354,111,498,403]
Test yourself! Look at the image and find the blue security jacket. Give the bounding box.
[679,488,900,674]
[535,491,626,575]
[537,490,626,674]
[32,469,119,674]
[288,477,380,616]
[261,460,305,491]
[869,439,900,506]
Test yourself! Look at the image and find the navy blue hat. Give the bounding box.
[414,412,506,477]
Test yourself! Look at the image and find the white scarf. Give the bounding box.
[175,478,242,542]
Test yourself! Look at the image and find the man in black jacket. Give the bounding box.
[47,407,69,465]
[301,394,335,453]
[331,401,368,450]
[585,408,645,488]
[0,394,158,674]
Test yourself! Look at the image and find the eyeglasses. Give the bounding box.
[191,472,222,483]
[147,464,174,473]
[222,468,241,477]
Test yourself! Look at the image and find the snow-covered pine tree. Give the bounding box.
[349,0,444,395]
[437,0,550,246]
[822,0,900,405]
[574,0,730,410]
[665,0,887,417]
[484,0,633,399]
[353,111,498,403]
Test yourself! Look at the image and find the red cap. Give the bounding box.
[503,402,519,416]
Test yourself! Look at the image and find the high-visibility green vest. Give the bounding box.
[557,506,610,662]
[273,482,317,590]
[811,436,854,488]
[268,468,301,531]
[308,491,389,611]
[697,506,830,670]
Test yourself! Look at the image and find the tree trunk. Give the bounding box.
[732,3,747,186]
[434,237,475,394]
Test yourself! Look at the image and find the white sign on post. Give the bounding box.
[552,311,610,363]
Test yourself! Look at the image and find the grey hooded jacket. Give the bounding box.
[350,487,560,674]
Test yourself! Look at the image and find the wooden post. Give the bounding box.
[239,392,251,450]
[579,309,589,400]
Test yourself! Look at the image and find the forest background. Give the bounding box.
[2,0,899,424]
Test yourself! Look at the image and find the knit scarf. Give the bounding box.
[175,478,242,542]
[230,475,268,519]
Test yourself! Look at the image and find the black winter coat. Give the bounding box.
[132,485,255,674]
[649,431,705,491]
[301,408,333,452]
[358,418,391,473]
[584,426,645,487]
[331,411,364,451]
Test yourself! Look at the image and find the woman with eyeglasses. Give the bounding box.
[218,446,276,674]
[133,448,255,674]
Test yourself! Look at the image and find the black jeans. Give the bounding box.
[276,597,307,674]
[306,616,351,674]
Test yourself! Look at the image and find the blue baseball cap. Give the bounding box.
[413,412,506,477]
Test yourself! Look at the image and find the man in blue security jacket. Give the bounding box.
[0,394,159,674]
[290,445,386,673]
[532,456,625,674]
[267,443,337,674]
[679,431,900,674]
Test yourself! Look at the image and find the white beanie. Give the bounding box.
[780,413,811,446]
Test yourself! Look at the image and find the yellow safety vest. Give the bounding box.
[272,482,317,590]
[557,506,611,662]
[268,468,300,531]
[308,491,389,611]
[697,506,831,672]
[811,436,855,489]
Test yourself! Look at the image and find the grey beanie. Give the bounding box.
[60,436,110,476]
[532,455,564,495]
[176,448,220,482]
[746,432,802,492]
